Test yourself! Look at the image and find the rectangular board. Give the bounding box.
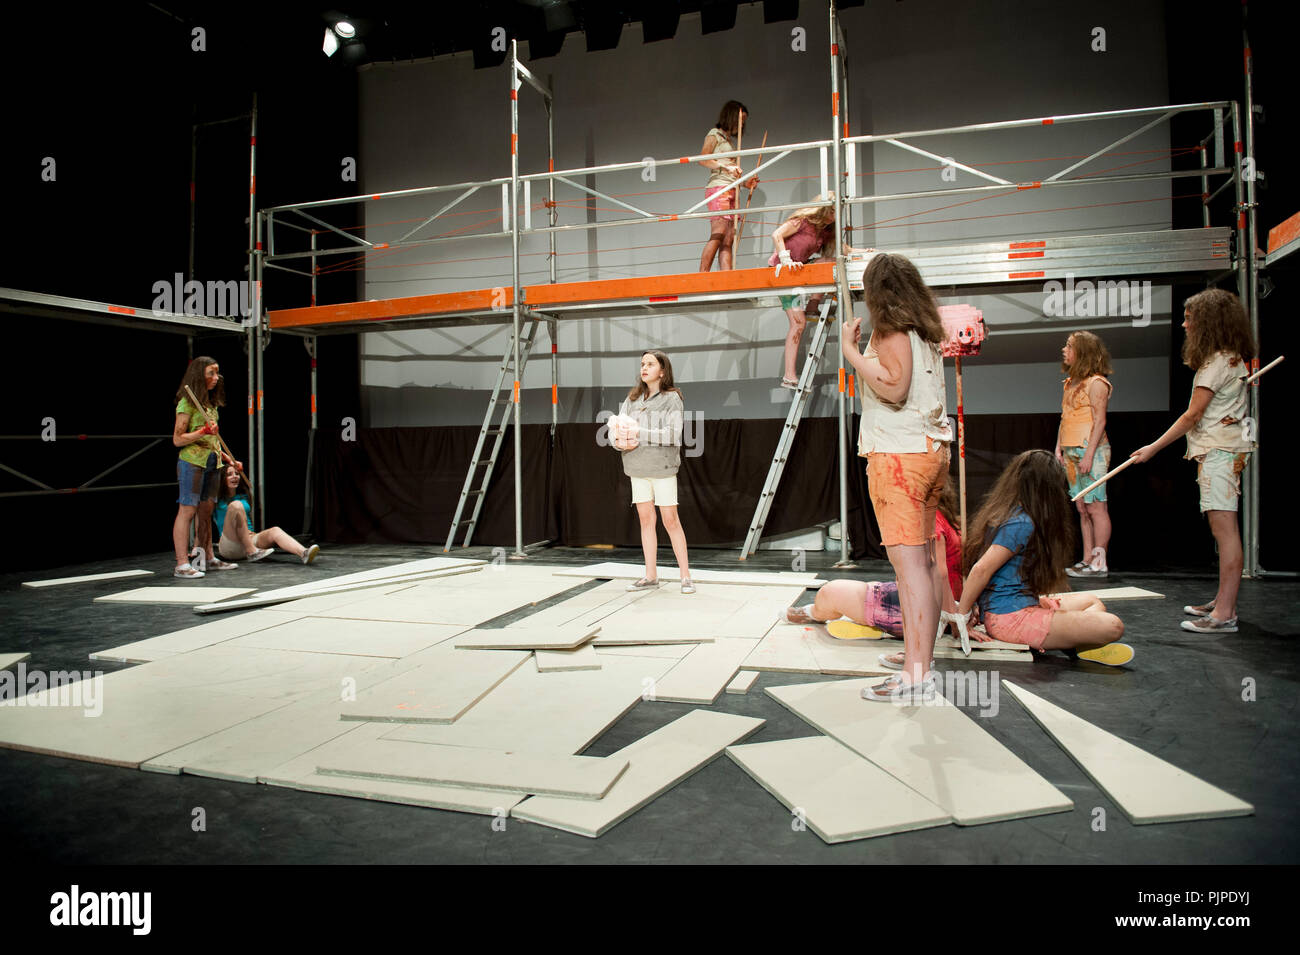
[1003,681,1252,825]
[94,586,254,605]
[551,561,824,588]
[1047,586,1164,600]
[339,646,530,723]
[221,617,466,658]
[23,569,153,589]
[649,638,758,705]
[727,736,952,843]
[511,710,765,838]
[535,644,601,672]
[766,678,1073,826]
[89,609,306,663]
[318,740,629,799]
[454,624,600,651]
[725,670,760,695]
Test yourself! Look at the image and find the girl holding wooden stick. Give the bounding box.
[171,357,237,577]
[698,100,748,272]
[1130,288,1257,633]
[1055,331,1115,578]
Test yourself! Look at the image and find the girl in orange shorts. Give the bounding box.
[957,450,1131,663]
[841,253,953,702]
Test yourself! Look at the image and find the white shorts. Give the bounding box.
[218,535,248,561]
[630,475,678,506]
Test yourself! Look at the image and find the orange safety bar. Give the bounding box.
[268,264,835,329]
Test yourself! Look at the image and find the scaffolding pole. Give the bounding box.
[510,41,525,559]
[1242,19,1261,577]
[830,2,852,567]
[248,95,260,526]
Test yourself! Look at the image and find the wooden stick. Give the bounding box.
[183,384,253,492]
[1071,456,1135,502]
[734,130,767,260]
[1245,354,1284,384]
[730,116,743,266]
[955,355,966,540]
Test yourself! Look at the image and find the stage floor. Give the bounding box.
[1,543,1295,864]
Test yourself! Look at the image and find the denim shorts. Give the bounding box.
[177,452,220,506]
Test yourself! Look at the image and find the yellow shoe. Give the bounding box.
[827,620,887,641]
[1077,643,1135,667]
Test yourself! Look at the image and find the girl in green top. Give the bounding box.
[172,356,236,577]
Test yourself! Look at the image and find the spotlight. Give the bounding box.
[334,20,356,38]
[323,28,339,56]
[642,7,679,43]
[701,1,738,35]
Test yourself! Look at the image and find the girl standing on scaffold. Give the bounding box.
[698,100,749,272]
[1130,288,1257,633]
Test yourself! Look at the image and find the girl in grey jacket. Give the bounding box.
[616,350,695,594]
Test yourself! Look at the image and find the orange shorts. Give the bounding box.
[983,597,1060,651]
[866,440,950,547]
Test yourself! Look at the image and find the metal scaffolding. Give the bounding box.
[251,1,1266,571]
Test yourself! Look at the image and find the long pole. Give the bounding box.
[1242,14,1260,577]
[830,1,852,567]
[1230,99,1249,576]
[548,79,558,439]
[955,355,966,540]
[510,41,525,559]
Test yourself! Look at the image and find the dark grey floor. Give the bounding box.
[1,543,1296,864]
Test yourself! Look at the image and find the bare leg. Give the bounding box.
[783,307,807,381]
[718,220,735,271]
[804,580,873,623]
[636,501,659,580]
[196,500,216,560]
[1085,500,1110,567]
[658,505,691,580]
[253,525,306,557]
[888,541,941,685]
[223,503,255,558]
[1076,499,1093,564]
[173,505,198,565]
[1206,510,1242,620]
[1040,592,1125,651]
[699,232,724,271]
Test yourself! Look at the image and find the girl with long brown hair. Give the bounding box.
[841,253,954,701]
[613,350,694,594]
[1055,330,1114,577]
[698,100,749,272]
[1131,288,1257,633]
[171,356,237,577]
[957,450,1129,661]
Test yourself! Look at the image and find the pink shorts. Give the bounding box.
[982,597,1060,651]
[706,186,736,230]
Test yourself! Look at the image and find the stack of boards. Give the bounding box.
[2,562,1248,842]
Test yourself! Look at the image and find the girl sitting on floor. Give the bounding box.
[783,480,986,669]
[212,464,320,565]
[955,449,1131,665]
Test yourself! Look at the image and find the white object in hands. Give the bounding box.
[775,248,797,277]
[938,609,973,657]
[608,414,639,451]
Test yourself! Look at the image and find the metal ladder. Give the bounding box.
[444,318,541,550]
[739,297,835,559]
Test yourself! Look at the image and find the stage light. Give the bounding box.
[701,1,738,35]
[323,27,339,56]
[642,7,679,43]
[334,20,356,38]
[763,0,799,22]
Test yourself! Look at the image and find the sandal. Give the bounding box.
[626,576,660,592]
[1183,600,1216,617]
[174,563,205,579]
[207,557,239,571]
[861,673,937,704]
[877,651,904,671]
[782,605,824,625]
[779,377,799,390]
[250,548,275,562]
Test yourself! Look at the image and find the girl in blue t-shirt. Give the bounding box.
[955,450,1131,664]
